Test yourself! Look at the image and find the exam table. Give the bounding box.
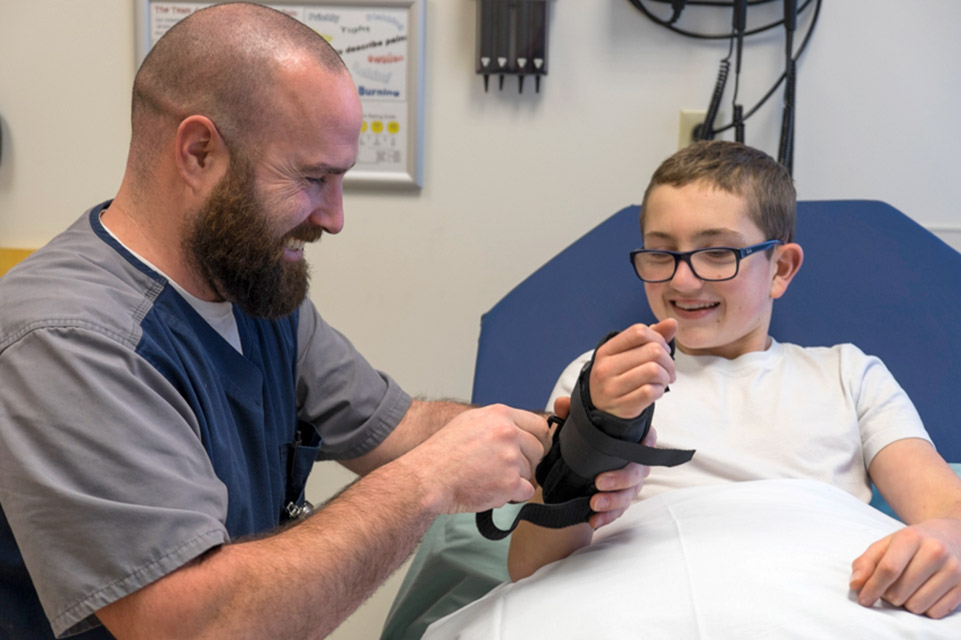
[381,201,961,639]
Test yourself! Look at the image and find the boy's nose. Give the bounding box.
[670,258,702,290]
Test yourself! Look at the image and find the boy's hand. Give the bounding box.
[588,427,656,529]
[550,396,653,530]
[588,319,678,419]
[850,518,961,618]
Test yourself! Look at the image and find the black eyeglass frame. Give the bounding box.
[629,239,784,283]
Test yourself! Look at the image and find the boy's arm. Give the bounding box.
[507,320,677,581]
[507,429,653,581]
[850,438,961,618]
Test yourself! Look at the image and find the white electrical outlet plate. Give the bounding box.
[678,109,723,149]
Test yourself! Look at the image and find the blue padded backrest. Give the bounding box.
[472,200,961,462]
[472,204,651,410]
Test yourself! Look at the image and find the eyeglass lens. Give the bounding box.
[635,249,739,282]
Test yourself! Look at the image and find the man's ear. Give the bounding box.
[769,242,804,300]
[174,115,229,193]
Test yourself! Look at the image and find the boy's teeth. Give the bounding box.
[677,301,718,310]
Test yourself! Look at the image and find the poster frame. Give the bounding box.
[134,0,425,188]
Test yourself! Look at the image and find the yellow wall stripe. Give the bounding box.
[0,248,35,277]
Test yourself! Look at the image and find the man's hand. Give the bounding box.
[399,404,551,516]
[850,518,961,618]
[588,319,678,419]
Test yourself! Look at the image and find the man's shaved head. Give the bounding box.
[130,2,346,173]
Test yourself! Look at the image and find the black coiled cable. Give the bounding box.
[698,59,730,141]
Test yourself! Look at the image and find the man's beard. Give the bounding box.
[185,158,316,319]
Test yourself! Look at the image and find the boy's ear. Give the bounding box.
[769,242,804,300]
[174,115,229,195]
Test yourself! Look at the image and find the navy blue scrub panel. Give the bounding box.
[0,203,411,638]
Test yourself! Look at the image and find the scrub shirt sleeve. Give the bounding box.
[0,326,230,638]
[295,299,412,461]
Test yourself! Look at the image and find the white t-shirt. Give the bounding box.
[547,339,931,504]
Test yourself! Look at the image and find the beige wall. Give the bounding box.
[3,1,961,637]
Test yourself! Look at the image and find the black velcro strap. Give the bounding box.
[571,413,695,467]
[555,371,694,481]
[475,497,593,541]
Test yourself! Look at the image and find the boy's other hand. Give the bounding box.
[850,517,961,618]
[589,319,678,419]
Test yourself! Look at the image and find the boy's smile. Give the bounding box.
[641,181,802,359]
[672,299,720,318]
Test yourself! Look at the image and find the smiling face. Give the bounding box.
[185,151,318,318]
[641,181,788,359]
[186,63,362,318]
[252,60,362,248]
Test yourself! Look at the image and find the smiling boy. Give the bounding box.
[508,141,961,619]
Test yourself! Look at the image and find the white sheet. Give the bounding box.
[423,479,961,639]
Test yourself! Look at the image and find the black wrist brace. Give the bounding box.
[476,331,695,541]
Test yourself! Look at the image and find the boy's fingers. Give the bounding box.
[854,533,917,607]
[599,322,677,386]
[924,585,961,619]
[650,318,678,344]
[600,322,671,357]
[897,564,951,613]
[590,487,634,513]
[589,507,628,530]
[552,395,571,420]
[851,538,886,599]
[850,535,889,592]
[644,426,658,447]
[595,462,646,492]
[592,341,676,406]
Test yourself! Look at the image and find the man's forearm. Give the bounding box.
[343,398,472,475]
[98,455,437,640]
[99,402,551,638]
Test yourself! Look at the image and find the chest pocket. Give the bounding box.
[280,421,323,523]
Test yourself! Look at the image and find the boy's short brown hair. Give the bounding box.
[641,141,797,243]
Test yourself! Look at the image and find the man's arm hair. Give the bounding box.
[340,398,472,475]
[98,453,437,640]
[98,401,550,639]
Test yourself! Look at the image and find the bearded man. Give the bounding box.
[0,4,651,638]
[0,4,599,639]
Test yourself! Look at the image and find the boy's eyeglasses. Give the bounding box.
[629,240,783,283]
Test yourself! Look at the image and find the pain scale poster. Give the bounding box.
[144,1,420,185]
